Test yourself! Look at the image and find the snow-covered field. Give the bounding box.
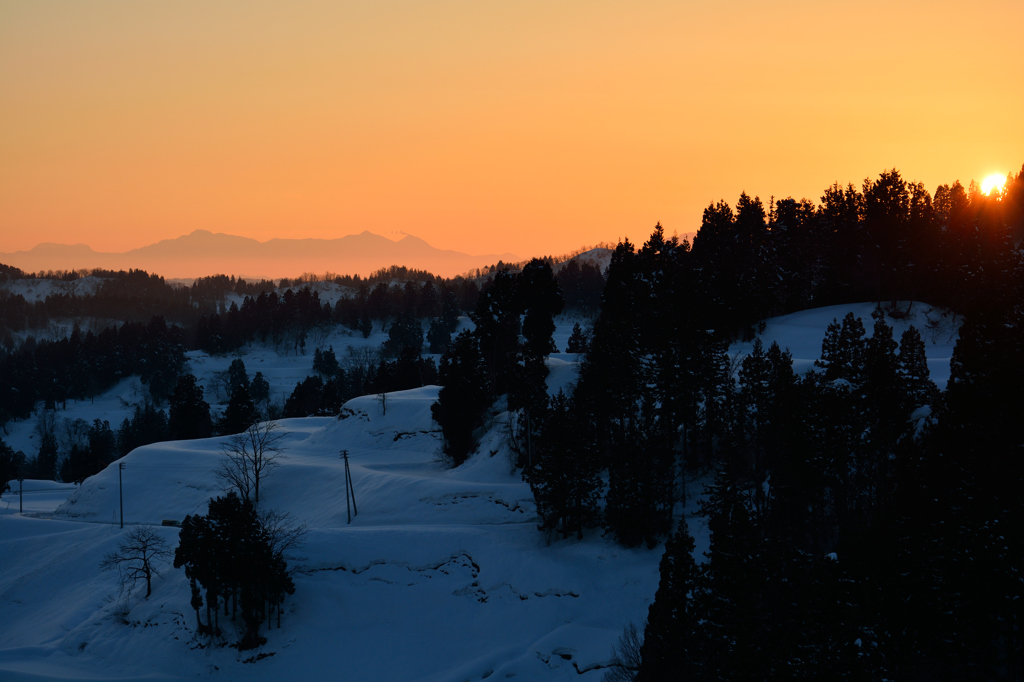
[728,301,959,388]
[0,277,105,303]
[0,303,958,681]
[0,387,671,681]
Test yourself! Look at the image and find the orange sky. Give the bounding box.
[2,0,1022,262]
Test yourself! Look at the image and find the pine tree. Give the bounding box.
[738,338,772,502]
[383,314,423,358]
[440,290,461,334]
[250,371,270,407]
[471,269,522,396]
[283,376,325,417]
[699,460,772,680]
[221,385,258,435]
[814,318,842,379]
[431,330,490,466]
[528,391,601,540]
[896,326,936,411]
[836,313,868,385]
[638,518,703,681]
[34,431,59,481]
[312,346,340,379]
[227,358,250,397]
[427,317,451,354]
[519,258,564,359]
[0,439,25,497]
[173,492,297,648]
[605,399,675,547]
[565,323,588,353]
[168,374,213,440]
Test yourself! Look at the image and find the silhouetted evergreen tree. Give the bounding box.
[0,439,25,497]
[28,429,59,481]
[427,317,451,354]
[383,314,423,358]
[250,371,270,408]
[565,323,587,353]
[431,330,490,466]
[168,374,213,440]
[637,517,702,681]
[117,402,169,457]
[227,358,250,397]
[174,492,297,649]
[221,385,258,435]
[528,391,601,539]
[471,270,522,397]
[284,376,325,417]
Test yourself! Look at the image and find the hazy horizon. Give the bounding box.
[0,227,542,280]
[3,0,1021,259]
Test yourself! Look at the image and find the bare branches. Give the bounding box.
[216,420,286,505]
[604,621,643,682]
[258,507,307,561]
[100,526,171,599]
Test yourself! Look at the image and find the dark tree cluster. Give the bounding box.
[174,492,300,650]
[548,225,729,547]
[581,166,1024,680]
[59,418,117,485]
[554,258,606,311]
[0,316,186,427]
[431,259,564,466]
[283,347,439,418]
[689,167,1024,338]
[0,438,26,497]
[331,279,475,339]
[0,270,194,341]
[194,288,332,356]
[11,370,214,485]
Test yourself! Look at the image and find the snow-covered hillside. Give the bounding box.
[0,314,590,458]
[0,276,105,303]
[728,301,959,388]
[0,387,668,681]
[0,302,960,680]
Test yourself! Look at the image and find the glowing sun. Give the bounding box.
[981,173,1006,195]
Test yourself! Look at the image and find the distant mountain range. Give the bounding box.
[0,230,520,280]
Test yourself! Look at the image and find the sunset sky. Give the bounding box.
[2,0,1022,262]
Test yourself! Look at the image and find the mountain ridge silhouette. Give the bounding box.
[0,229,520,279]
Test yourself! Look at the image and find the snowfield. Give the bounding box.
[0,386,668,681]
[0,303,957,680]
[728,301,959,388]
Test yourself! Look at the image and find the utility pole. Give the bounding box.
[340,450,358,524]
[18,477,23,514]
[118,462,125,529]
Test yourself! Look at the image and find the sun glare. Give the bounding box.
[981,173,1006,195]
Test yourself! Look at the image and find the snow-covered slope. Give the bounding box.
[728,301,960,388]
[0,276,104,303]
[0,387,666,681]
[0,303,961,680]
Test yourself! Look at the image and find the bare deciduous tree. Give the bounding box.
[603,621,643,682]
[216,420,286,505]
[258,507,307,560]
[100,526,172,599]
